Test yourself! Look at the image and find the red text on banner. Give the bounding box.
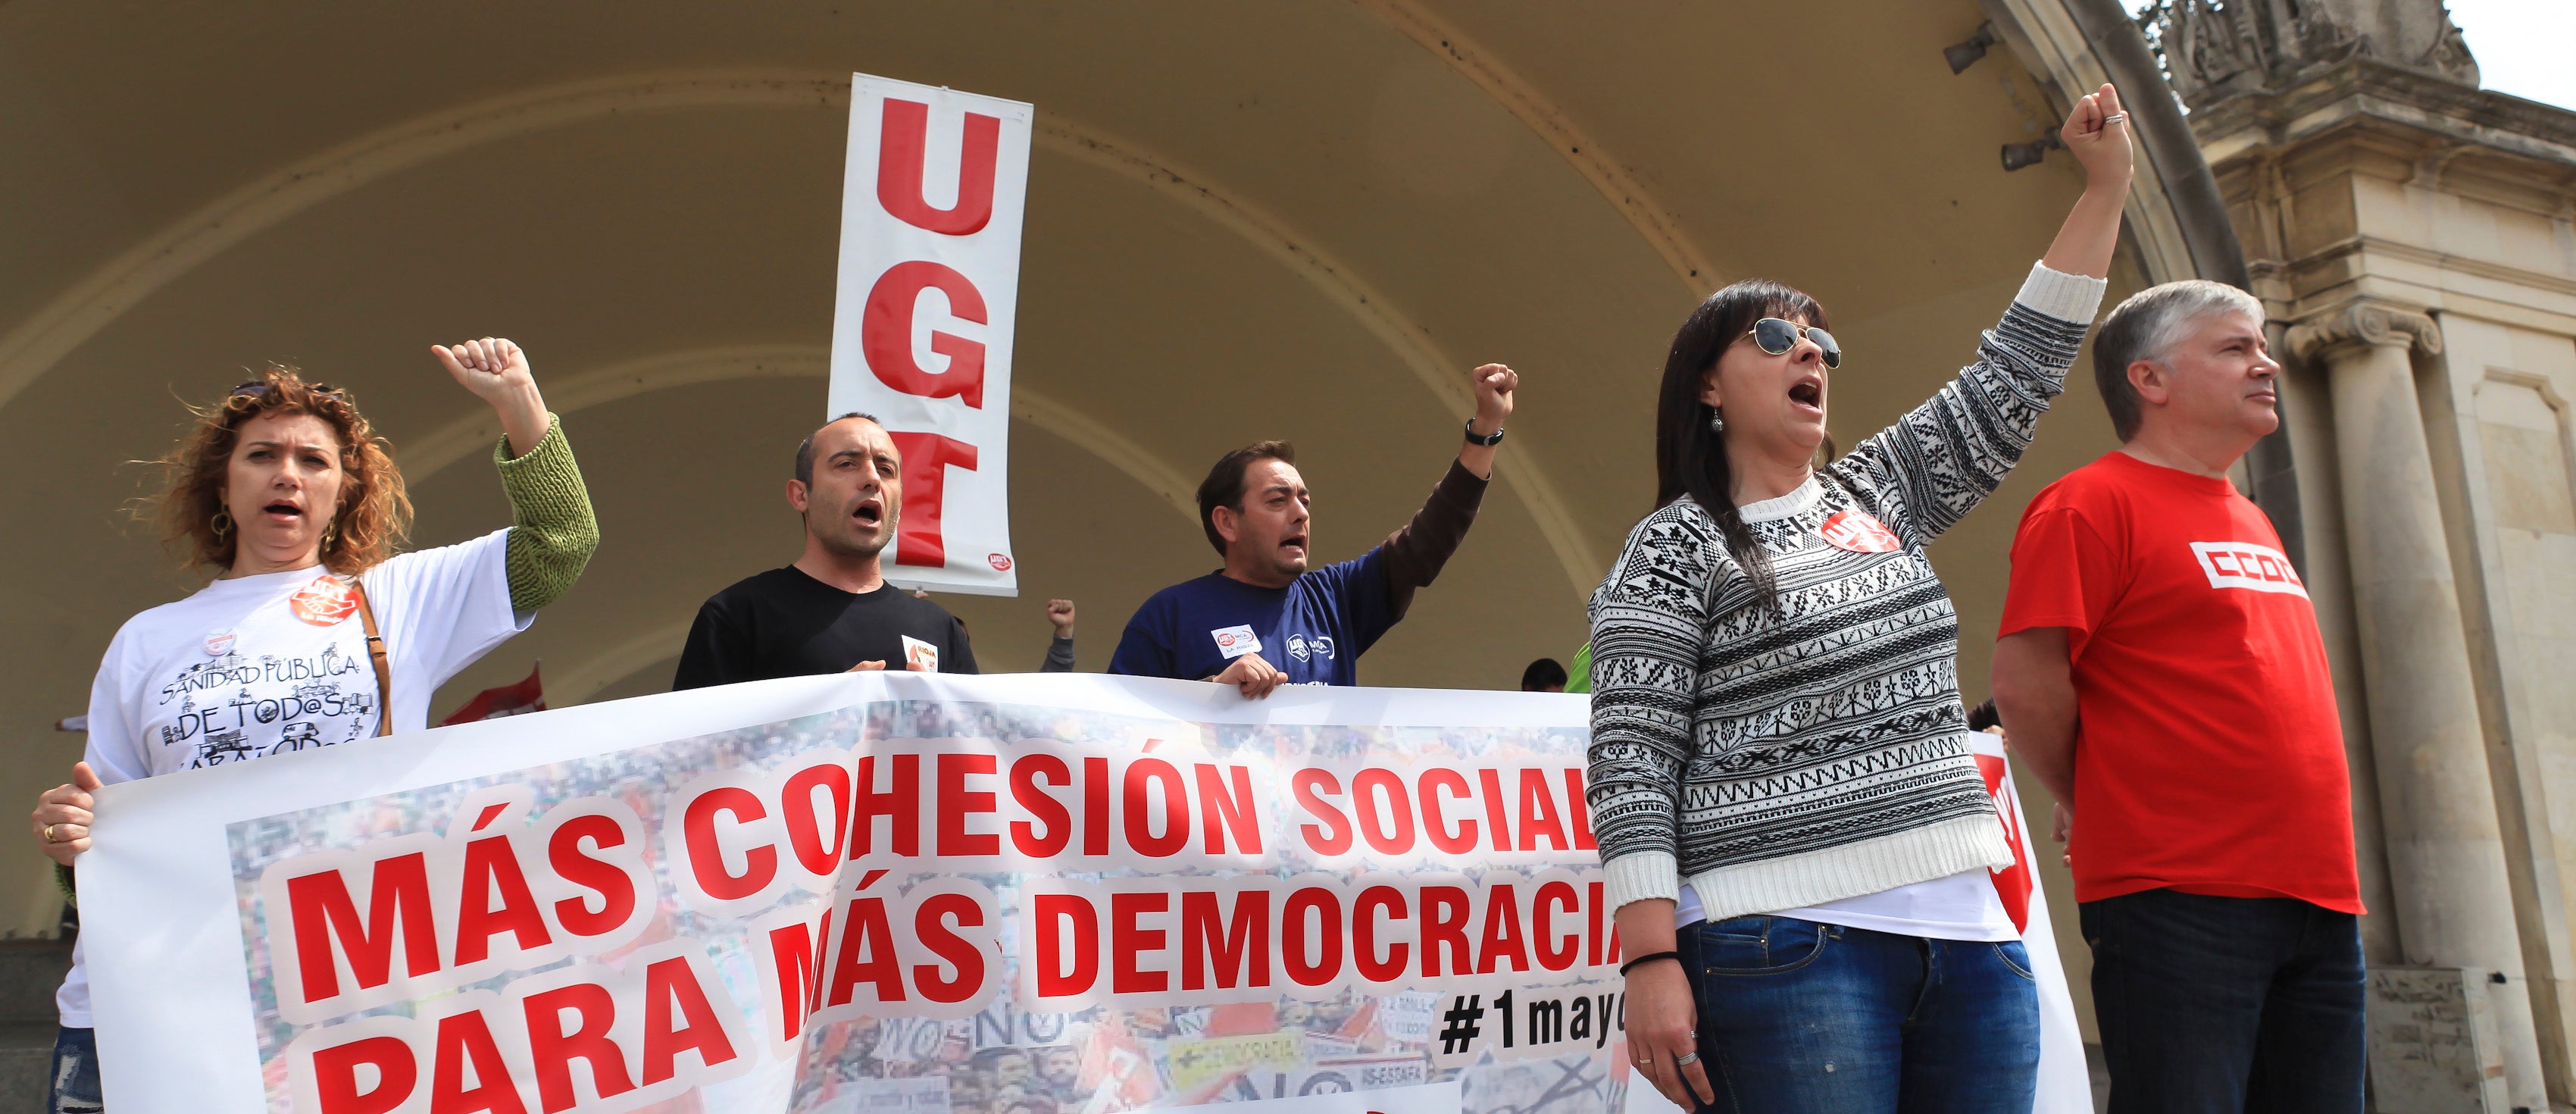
[259,788,655,1027]
[285,940,750,1114]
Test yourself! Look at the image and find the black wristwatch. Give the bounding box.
[1463,418,1505,446]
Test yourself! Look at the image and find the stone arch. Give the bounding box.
[0,69,1603,594]
[396,343,1198,521]
[1352,0,1724,291]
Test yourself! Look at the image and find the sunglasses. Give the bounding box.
[1747,318,1841,369]
[230,380,349,400]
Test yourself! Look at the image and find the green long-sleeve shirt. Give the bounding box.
[498,415,598,612]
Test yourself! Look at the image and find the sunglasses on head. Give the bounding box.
[1747,318,1841,369]
[230,380,349,400]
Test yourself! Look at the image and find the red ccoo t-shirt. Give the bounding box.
[1999,451,2359,913]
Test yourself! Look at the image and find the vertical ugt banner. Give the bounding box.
[828,74,1033,596]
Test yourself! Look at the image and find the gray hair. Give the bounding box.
[2091,280,2266,440]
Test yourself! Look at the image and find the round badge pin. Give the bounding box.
[204,629,236,656]
[1820,509,1902,553]
[288,575,360,626]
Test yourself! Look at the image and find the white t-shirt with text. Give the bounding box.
[58,529,529,1026]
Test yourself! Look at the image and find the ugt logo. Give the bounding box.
[288,576,359,627]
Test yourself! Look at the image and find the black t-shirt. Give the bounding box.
[671,567,979,690]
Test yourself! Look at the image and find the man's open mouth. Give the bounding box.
[852,503,883,527]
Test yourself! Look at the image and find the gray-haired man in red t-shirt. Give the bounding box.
[1992,281,2365,1112]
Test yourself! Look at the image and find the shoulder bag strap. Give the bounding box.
[350,580,394,737]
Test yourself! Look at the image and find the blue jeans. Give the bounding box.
[1677,915,2040,1113]
[49,1027,101,1114]
[2082,889,2365,1113]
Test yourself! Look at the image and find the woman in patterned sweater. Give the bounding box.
[1592,86,2133,1112]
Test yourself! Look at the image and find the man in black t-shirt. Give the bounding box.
[673,414,977,689]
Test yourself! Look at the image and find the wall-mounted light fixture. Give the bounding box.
[2000,133,2063,171]
[1944,22,2000,74]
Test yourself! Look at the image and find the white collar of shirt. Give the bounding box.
[1737,476,1822,524]
[196,563,336,599]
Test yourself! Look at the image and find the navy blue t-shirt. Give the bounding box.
[1108,548,1398,686]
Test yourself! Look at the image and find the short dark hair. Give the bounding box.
[1521,658,1568,691]
[1196,440,1296,556]
[795,411,883,486]
[1965,697,2000,734]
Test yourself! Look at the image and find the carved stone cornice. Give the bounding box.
[2190,58,2576,174]
[2286,299,2443,359]
[2141,0,2478,113]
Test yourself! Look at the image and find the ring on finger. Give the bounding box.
[42,825,58,843]
[1674,1050,1700,1066]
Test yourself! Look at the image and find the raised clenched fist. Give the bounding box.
[430,336,552,458]
[2061,83,2134,189]
[1469,363,1518,432]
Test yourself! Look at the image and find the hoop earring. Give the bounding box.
[210,508,233,537]
[1709,409,1726,434]
[322,520,338,552]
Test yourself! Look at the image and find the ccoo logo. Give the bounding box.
[2189,540,2305,597]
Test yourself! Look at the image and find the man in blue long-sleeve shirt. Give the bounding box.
[1108,362,1518,696]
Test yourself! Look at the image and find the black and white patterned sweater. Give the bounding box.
[1587,263,2106,921]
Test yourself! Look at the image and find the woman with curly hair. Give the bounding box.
[27,337,599,1112]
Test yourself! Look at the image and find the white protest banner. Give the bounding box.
[82,674,1651,1113]
[1968,731,2093,1114]
[827,73,1033,596]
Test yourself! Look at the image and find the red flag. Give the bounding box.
[1971,743,2035,934]
[439,664,545,727]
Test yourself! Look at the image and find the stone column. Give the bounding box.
[2288,299,2547,1106]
